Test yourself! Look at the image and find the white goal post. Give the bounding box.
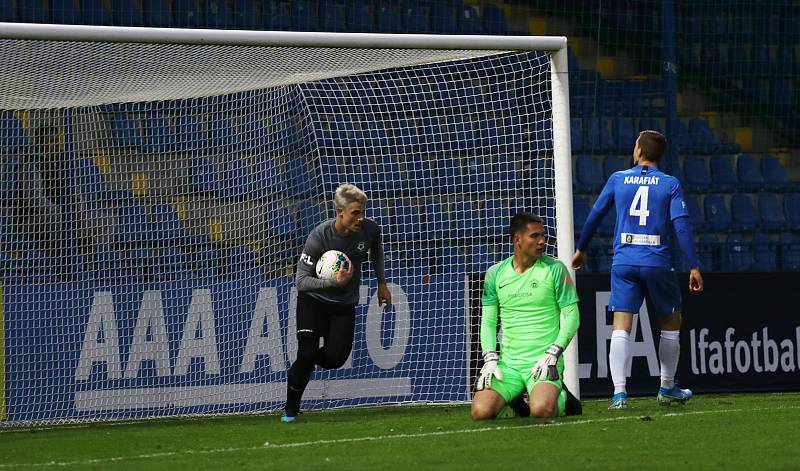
[0,23,575,425]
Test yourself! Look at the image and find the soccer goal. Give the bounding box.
[0,23,574,425]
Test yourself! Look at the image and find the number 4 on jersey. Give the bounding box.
[629,186,650,226]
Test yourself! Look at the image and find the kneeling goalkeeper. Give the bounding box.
[471,213,581,419]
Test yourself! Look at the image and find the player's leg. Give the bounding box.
[316,304,356,369]
[471,363,525,420]
[283,293,324,421]
[643,268,692,405]
[608,265,644,409]
[528,382,561,417]
[471,389,507,420]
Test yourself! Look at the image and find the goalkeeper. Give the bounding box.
[471,213,580,419]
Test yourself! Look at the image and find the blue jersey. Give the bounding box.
[592,165,688,268]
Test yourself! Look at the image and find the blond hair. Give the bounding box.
[334,183,367,209]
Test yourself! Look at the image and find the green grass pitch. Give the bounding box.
[2,393,799,470]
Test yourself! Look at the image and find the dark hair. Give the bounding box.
[637,130,667,163]
[508,212,543,239]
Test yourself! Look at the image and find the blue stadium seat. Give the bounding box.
[232,0,259,29]
[459,4,483,34]
[376,3,402,33]
[684,194,705,232]
[689,118,740,154]
[142,0,172,28]
[0,2,16,21]
[612,117,636,152]
[602,155,628,181]
[51,0,81,24]
[697,234,718,271]
[155,247,189,281]
[682,156,711,193]
[762,154,798,192]
[661,153,682,180]
[404,0,430,33]
[173,0,202,28]
[451,199,480,239]
[151,203,195,247]
[430,1,458,34]
[730,194,759,232]
[597,206,616,237]
[109,111,142,149]
[722,234,755,272]
[468,244,496,274]
[263,202,295,241]
[481,199,508,239]
[704,194,732,232]
[736,154,764,192]
[174,112,205,152]
[285,157,316,198]
[77,159,126,203]
[81,0,112,25]
[573,196,591,233]
[671,119,695,154]
[570,119,584,153]
[482,4,508,35]
[20,0,51,22]
[637,117,662,134]
[462,157,490,193]
[112,0,144,26]
[220,157,254,199]
[392,201,422,242]
[291,0,319,31]
[433,157,462,195]
[90,248,126,280]
[587,239,612,273]
[320,0,347,32]
[752,233,777,271]
[189,157,221,194]
[0,158,18,203]
[0,112,28,152]
[780,233,800,270]
[709,155,737,192]
[223,246,261,279]
[784,194,800,230]
[295,201,324,241]
[574,155,604,194]
[346,0,374,32]
[206,112,235,154]
[584,117,613,153]
[117,204,150,247]
[423,201,450,242]
[140,112,175,153]
[757,193,786,231]
[406,155,434,195]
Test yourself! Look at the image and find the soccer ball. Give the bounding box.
[315,250,351,280]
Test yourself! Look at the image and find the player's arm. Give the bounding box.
[670,180,704,292]
[476,266,502,390]
[370,224,391,307]
[533,263,581,381]
[295,231,339,292]
[573,175,616,269]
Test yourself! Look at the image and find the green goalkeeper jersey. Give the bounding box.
[481,255,580,367]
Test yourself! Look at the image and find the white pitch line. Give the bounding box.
[1,406,797,469]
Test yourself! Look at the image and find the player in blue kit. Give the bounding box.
[571,130,704,409]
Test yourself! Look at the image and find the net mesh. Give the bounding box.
[0,37,557,424]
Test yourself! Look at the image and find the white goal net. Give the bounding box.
[0,25,573,425]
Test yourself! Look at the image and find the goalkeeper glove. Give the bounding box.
[531,344,563,382]
[476,352,502,391]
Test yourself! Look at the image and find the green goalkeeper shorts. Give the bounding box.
[490,360,567,416]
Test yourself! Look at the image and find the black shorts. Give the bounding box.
[296,292,356,339]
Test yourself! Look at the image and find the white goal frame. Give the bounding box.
[0,23,578,403]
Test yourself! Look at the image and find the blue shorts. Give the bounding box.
[609,265,682,316]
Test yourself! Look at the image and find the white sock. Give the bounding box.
[610,330,630,395]
[659,330,681,390]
